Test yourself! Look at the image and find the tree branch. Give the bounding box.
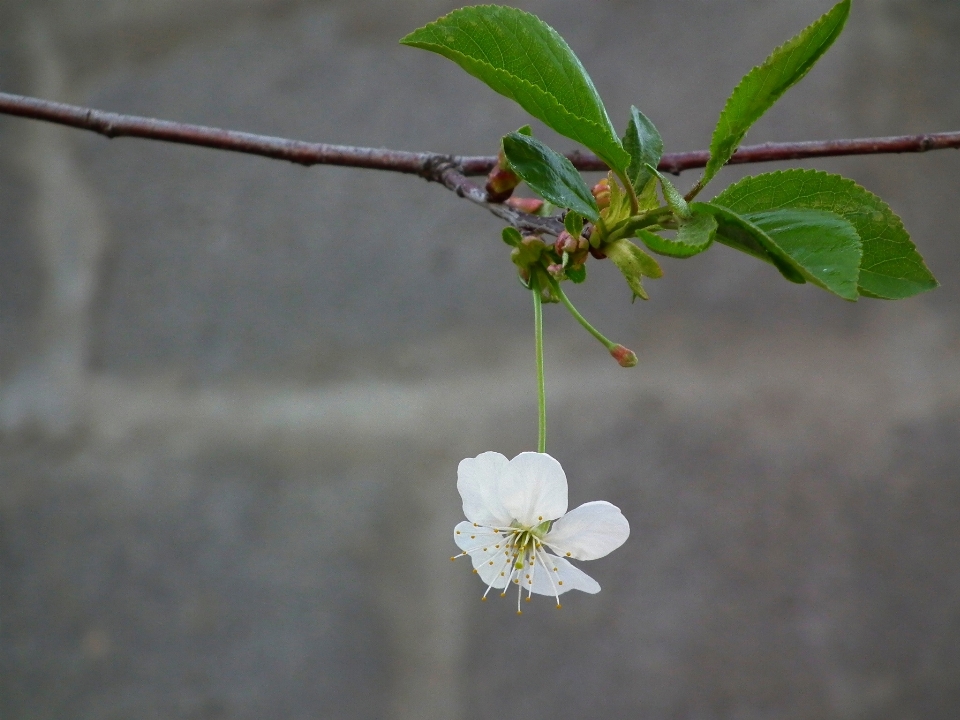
[1,90,957,235]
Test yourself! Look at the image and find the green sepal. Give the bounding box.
[401,6,630,170]
[701,0,851,188]
[713,169,938,299]
[510,235,546,270]
[605,237,663,301]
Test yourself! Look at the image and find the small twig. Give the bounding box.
[1,90,958,234]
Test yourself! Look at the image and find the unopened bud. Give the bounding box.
[589,245,607,260]
[506,197,545,214]
[610,344,638,368]
[521,235,546,253]
[569,249,589,269]
[547,263,565,279]
[592,178,611,210]
[555,230,579,254]
[485,166,520,202]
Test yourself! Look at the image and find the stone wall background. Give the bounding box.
[2,1,959,719]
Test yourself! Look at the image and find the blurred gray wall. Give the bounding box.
[2,0,960,718]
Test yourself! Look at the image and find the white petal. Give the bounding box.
[457,452,512,527]
[453,521,512,588]
[498,452,568,527]
[530,553,600,595]
[544,500,630,560]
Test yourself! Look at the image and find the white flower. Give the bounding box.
[452,451,630,613]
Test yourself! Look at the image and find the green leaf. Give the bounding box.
[502,132,599,222]
[501,226,522,247]
[701,0,850,186]
[646,163,691,220]
[637,210,717,259]
[695,202,863,299]
[564,211,584,238]
[693,202,783,265]
[567,264,587,284]
[622,107,663,194]
[713,169,938,299]
[401,6,630,170]
[605,238,662,301]
[744,208,862,300]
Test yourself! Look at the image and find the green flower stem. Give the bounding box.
[532,278,547,454]
[550,278,617,352]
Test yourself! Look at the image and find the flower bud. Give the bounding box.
[569,248,589,269]
[521,235,546,253]
[554,230,579,254]
[506,197,545,214]
[547,263,565,279]
[609,344,638,368]
[485,166,520,203]
[592,178,611,210]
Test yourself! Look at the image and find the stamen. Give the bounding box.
[533,545,562,608]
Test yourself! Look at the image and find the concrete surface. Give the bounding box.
[2,1,959,719]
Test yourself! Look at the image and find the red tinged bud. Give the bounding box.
[592,178,611,209]
[485,166,520,203]
[610,345,638,368]
[555,230,579,254]
[506,197,545,214]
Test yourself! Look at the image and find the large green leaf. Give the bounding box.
[695,203,863,299]
[401,6,630,171]
[714,169,938,298]
[697,202,806,284]
[622,106,663,194]
[701,0,850,186]
[744,208,862,300]
[502,132,600,222]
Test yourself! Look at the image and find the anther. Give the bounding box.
[489,561,494,565]
[500,593,506,597]
[558,581,563,585]
[556,604,562,609]
[516,610,522,616]
[566,552,571,557]
[525,597,531,603]
[450,557,456,561]
[481,597,487,602]
[472,569,478,574]
[470,535,476,539]
[538,516,543,521]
